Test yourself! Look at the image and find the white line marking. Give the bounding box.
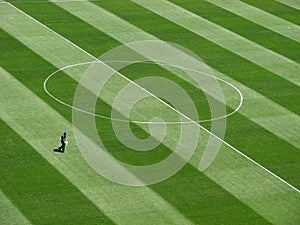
[7,2,300,194]
[43,60,243,124]
[49,1,300,150]
[0,67,194,225]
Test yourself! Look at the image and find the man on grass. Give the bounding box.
[54,131,68,153]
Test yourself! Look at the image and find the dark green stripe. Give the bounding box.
[101,0,300,187]
[4,0,300,187]
[150,165,272,225]
[0,119,114,225]
[226,113,300,187]
[0,4,271,224]
[241,0,300,26]
[169,0,300,63]
[0,32,73,121]
[0,27,271,224]
[92,0,300,115]
[1,2,298,224]
[61,0,300,187]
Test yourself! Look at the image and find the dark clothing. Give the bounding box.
[60,135,65,144]
[58,134,67,153]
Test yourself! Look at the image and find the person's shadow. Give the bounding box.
[53,149,64,153]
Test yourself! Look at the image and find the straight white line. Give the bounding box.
[0,66,193,225]
[0,5,196,224]
[6,3,96,62]
[6,2,300,194]
[53,1,300,150]
[3,4,299,225]
[43,60,244,124]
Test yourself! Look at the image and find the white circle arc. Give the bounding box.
[43,60,243,124]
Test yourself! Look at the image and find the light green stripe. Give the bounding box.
[52,1,300,149]
[132,0,300,87]
[54,0,152,43]
[275,0,300,11]
[205,0,300,43]
[0,5,193,224]
[1,3,299,224]
[189,144,300,225]
[0,2,92,68]
[0,189,31,225]
[42,2,300,224]
[0,67,193,225]
[213,69,300,150]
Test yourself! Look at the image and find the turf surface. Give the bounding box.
[0,0,299,224]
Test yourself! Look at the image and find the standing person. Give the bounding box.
[57,131,68,153]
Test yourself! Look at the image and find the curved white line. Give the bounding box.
[43,60,243,124]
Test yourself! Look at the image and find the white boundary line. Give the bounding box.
[7,2,300,194]
[43,60,243,124]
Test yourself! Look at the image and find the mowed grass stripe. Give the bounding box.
[41,3,300,223]
[198,0,300,45]
[0,116,114,225]
[190,0,300,63]
[132,0,300,88]
[188,133,300,225]
[0,62,194,225]
[0,3,92,70]
[148,0,300,149]
[12,0,300,185]
[210,150,300,224]
[9,1,300,223]
[0,4,198,225]
[46,0,300,199]
[52,0,300,170]
[212,69,300,150]
[0,5,198,225]
[275,0,300,11]
[51,0,300,150]
[170,0,300,64]
[0,32,272,225]
[78,0,300,116]
[0,30,269,225]
[241,0,300,26]
[0,189,31,225]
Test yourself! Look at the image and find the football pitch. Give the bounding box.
[0,0,299,224]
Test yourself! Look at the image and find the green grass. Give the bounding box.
[0,119,114,225]
[94,0,300,115]
[92,0,300,186]
[241,0,300,26]
[0,0,299,224]
[170,0,300,63]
